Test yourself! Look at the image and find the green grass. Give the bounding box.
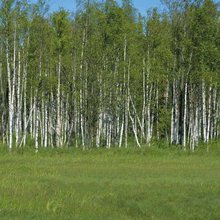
[0,145,219,220]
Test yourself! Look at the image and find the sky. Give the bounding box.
[37,0,163,15]
[31,0,220,14]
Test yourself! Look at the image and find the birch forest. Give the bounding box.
[0,0,219,151]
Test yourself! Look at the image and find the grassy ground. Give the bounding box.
[0,145,219,220]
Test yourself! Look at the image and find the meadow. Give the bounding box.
[0,144,219,220]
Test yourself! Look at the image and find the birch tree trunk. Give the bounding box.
[141,58,146,141]
[124,35,128,148]
[202,81,207,142]
[56,54,62,147]
[6,38,14,150]
[16,51,21,146]
[183,82,188,148]
[23,60,27,146]
[206,85,212,144]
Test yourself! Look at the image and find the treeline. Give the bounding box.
[0,0,219,151]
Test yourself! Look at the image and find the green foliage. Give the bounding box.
[0,0,220,149]
[51,10,71,54]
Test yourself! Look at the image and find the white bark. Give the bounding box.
[44,103,48,148]
[141,58,146,140]
[206,86,212,143]
[80,29,86,149]
[56,54,62,147]
[202,81,207,142]
[129,109,141,148]
[35,93,39,151]
[124,35,128,148]
[147,85,152,143]
[23,61,27,146]
[183,82,188,148]
[119,119,124,148]
[96,74,103,148]
[16,51,21,146]
[6,39,13,150]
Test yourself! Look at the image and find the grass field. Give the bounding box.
[0,145,220,220]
